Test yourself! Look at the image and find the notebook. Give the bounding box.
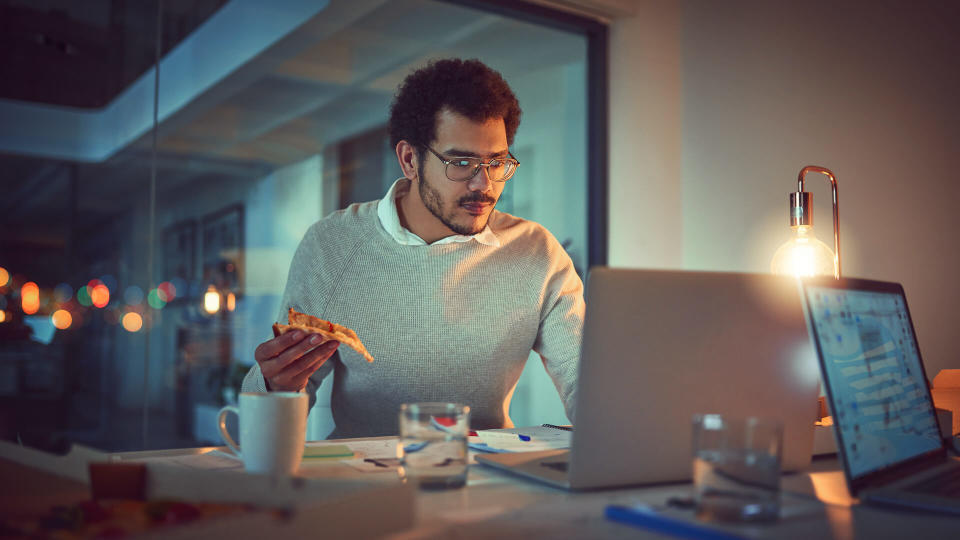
[476,268,820,490]
[800,277,960,513]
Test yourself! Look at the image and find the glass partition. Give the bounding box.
[0,0,593,450]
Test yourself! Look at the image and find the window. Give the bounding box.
[0,0,607,449]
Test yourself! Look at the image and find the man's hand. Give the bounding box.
[254,330,339,392]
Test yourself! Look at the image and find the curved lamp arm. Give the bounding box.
[797,165,840,278]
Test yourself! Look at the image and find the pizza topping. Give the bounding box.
[273,308,374,363]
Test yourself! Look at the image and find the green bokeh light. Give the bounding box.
[77,286,92,307]
[147,288,166,310]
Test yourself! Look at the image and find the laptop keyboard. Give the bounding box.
[541,461,569,472]
[905,465,960,497]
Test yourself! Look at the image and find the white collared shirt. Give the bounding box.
[376,178,501,247]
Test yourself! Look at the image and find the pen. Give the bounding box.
[605,504,749,540]
[475,431,531,442]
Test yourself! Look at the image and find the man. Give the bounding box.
[242,58,584,439]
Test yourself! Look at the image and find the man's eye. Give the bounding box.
[452,160,474,167]
[489,160,504,168]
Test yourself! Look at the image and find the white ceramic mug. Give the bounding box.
[217,392,308,475]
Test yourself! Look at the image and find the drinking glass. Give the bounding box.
[398,402,469,489]
[692,414,783,522]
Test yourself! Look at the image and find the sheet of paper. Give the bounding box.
[133,450,244,471]
[469,426,571,453]
[322,438,400,460]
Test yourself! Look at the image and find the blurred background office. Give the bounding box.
[0,0,596,450]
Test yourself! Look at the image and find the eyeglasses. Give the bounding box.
[425,147,520,182]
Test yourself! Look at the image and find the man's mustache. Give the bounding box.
[459,193,496,205]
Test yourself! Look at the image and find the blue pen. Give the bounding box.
[476,431,531,442]
[605,504,749,540]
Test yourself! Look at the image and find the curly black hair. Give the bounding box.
[388,58,522,152]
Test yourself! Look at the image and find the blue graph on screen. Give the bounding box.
[807,287,941,478]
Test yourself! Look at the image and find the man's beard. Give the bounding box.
[417,161,497,236]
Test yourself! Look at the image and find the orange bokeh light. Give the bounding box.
[0,311,7,323]
[91,284,110,308]
[22,282,40,315]
[122,312,143,332]
[0,267,9,287]
[51,309,73,330]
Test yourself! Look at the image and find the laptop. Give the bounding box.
[476,268,821,490]
[800,276,960,513]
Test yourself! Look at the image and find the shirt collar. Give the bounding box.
[377,178,500,247]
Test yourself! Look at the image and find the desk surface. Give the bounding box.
[110,440,960,540]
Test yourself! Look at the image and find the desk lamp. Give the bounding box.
[770,165,841,279]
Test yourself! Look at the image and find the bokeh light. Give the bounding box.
[0,267,9,287]
[124,285,144,305]
[21,282,39,315]
[54,283,74,303]
[203,285,220,314]
[0,311,7,323]
[91,284,110,308]
[226,292,236,312]
[77,285,92,307]
[158,281,176,302]
[122,312,143,332]
[51,309,73,330]
[147,288,166,309]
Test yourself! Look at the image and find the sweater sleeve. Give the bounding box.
[240,222,335,410]
[532,246,585,423]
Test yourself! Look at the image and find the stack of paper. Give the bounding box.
[469,426,572,453]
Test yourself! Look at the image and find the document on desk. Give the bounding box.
[130,450,244,471]
[469,426,571,453]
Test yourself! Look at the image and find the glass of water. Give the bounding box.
[692,414,783,522]
[398,402,470,489]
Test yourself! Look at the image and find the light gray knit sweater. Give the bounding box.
[241,200,584,439]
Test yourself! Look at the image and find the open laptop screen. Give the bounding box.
[805,284,941,479]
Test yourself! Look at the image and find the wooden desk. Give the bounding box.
[111,443,960,539]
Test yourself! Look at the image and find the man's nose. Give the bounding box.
[466,166,494,191]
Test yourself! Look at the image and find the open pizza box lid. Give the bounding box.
[0,441,415,539]
[932,369,960,438]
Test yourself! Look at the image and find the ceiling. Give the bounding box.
[0,0,228,108]
[0,0,586,282]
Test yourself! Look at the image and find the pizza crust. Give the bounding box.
[273,308,374,363]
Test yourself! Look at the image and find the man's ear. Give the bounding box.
[396,140,419,180]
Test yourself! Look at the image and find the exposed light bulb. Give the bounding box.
[771,225,836,278]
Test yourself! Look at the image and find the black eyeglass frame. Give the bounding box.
[425,146,520,182]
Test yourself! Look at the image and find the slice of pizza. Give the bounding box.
[272,308,374,363]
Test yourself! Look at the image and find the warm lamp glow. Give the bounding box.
[204,286,220,314]
[0,311,7,323]
[22,282,40,315]
[122,312,143,332]
[226,292,236,312]
[51,309,73,329]
[0,267,9,287]
[771,226,836,278]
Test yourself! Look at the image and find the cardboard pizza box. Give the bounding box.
[0,441,415,539]
[932,369,960,437]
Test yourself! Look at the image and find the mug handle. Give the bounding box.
[218,405,242,458]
